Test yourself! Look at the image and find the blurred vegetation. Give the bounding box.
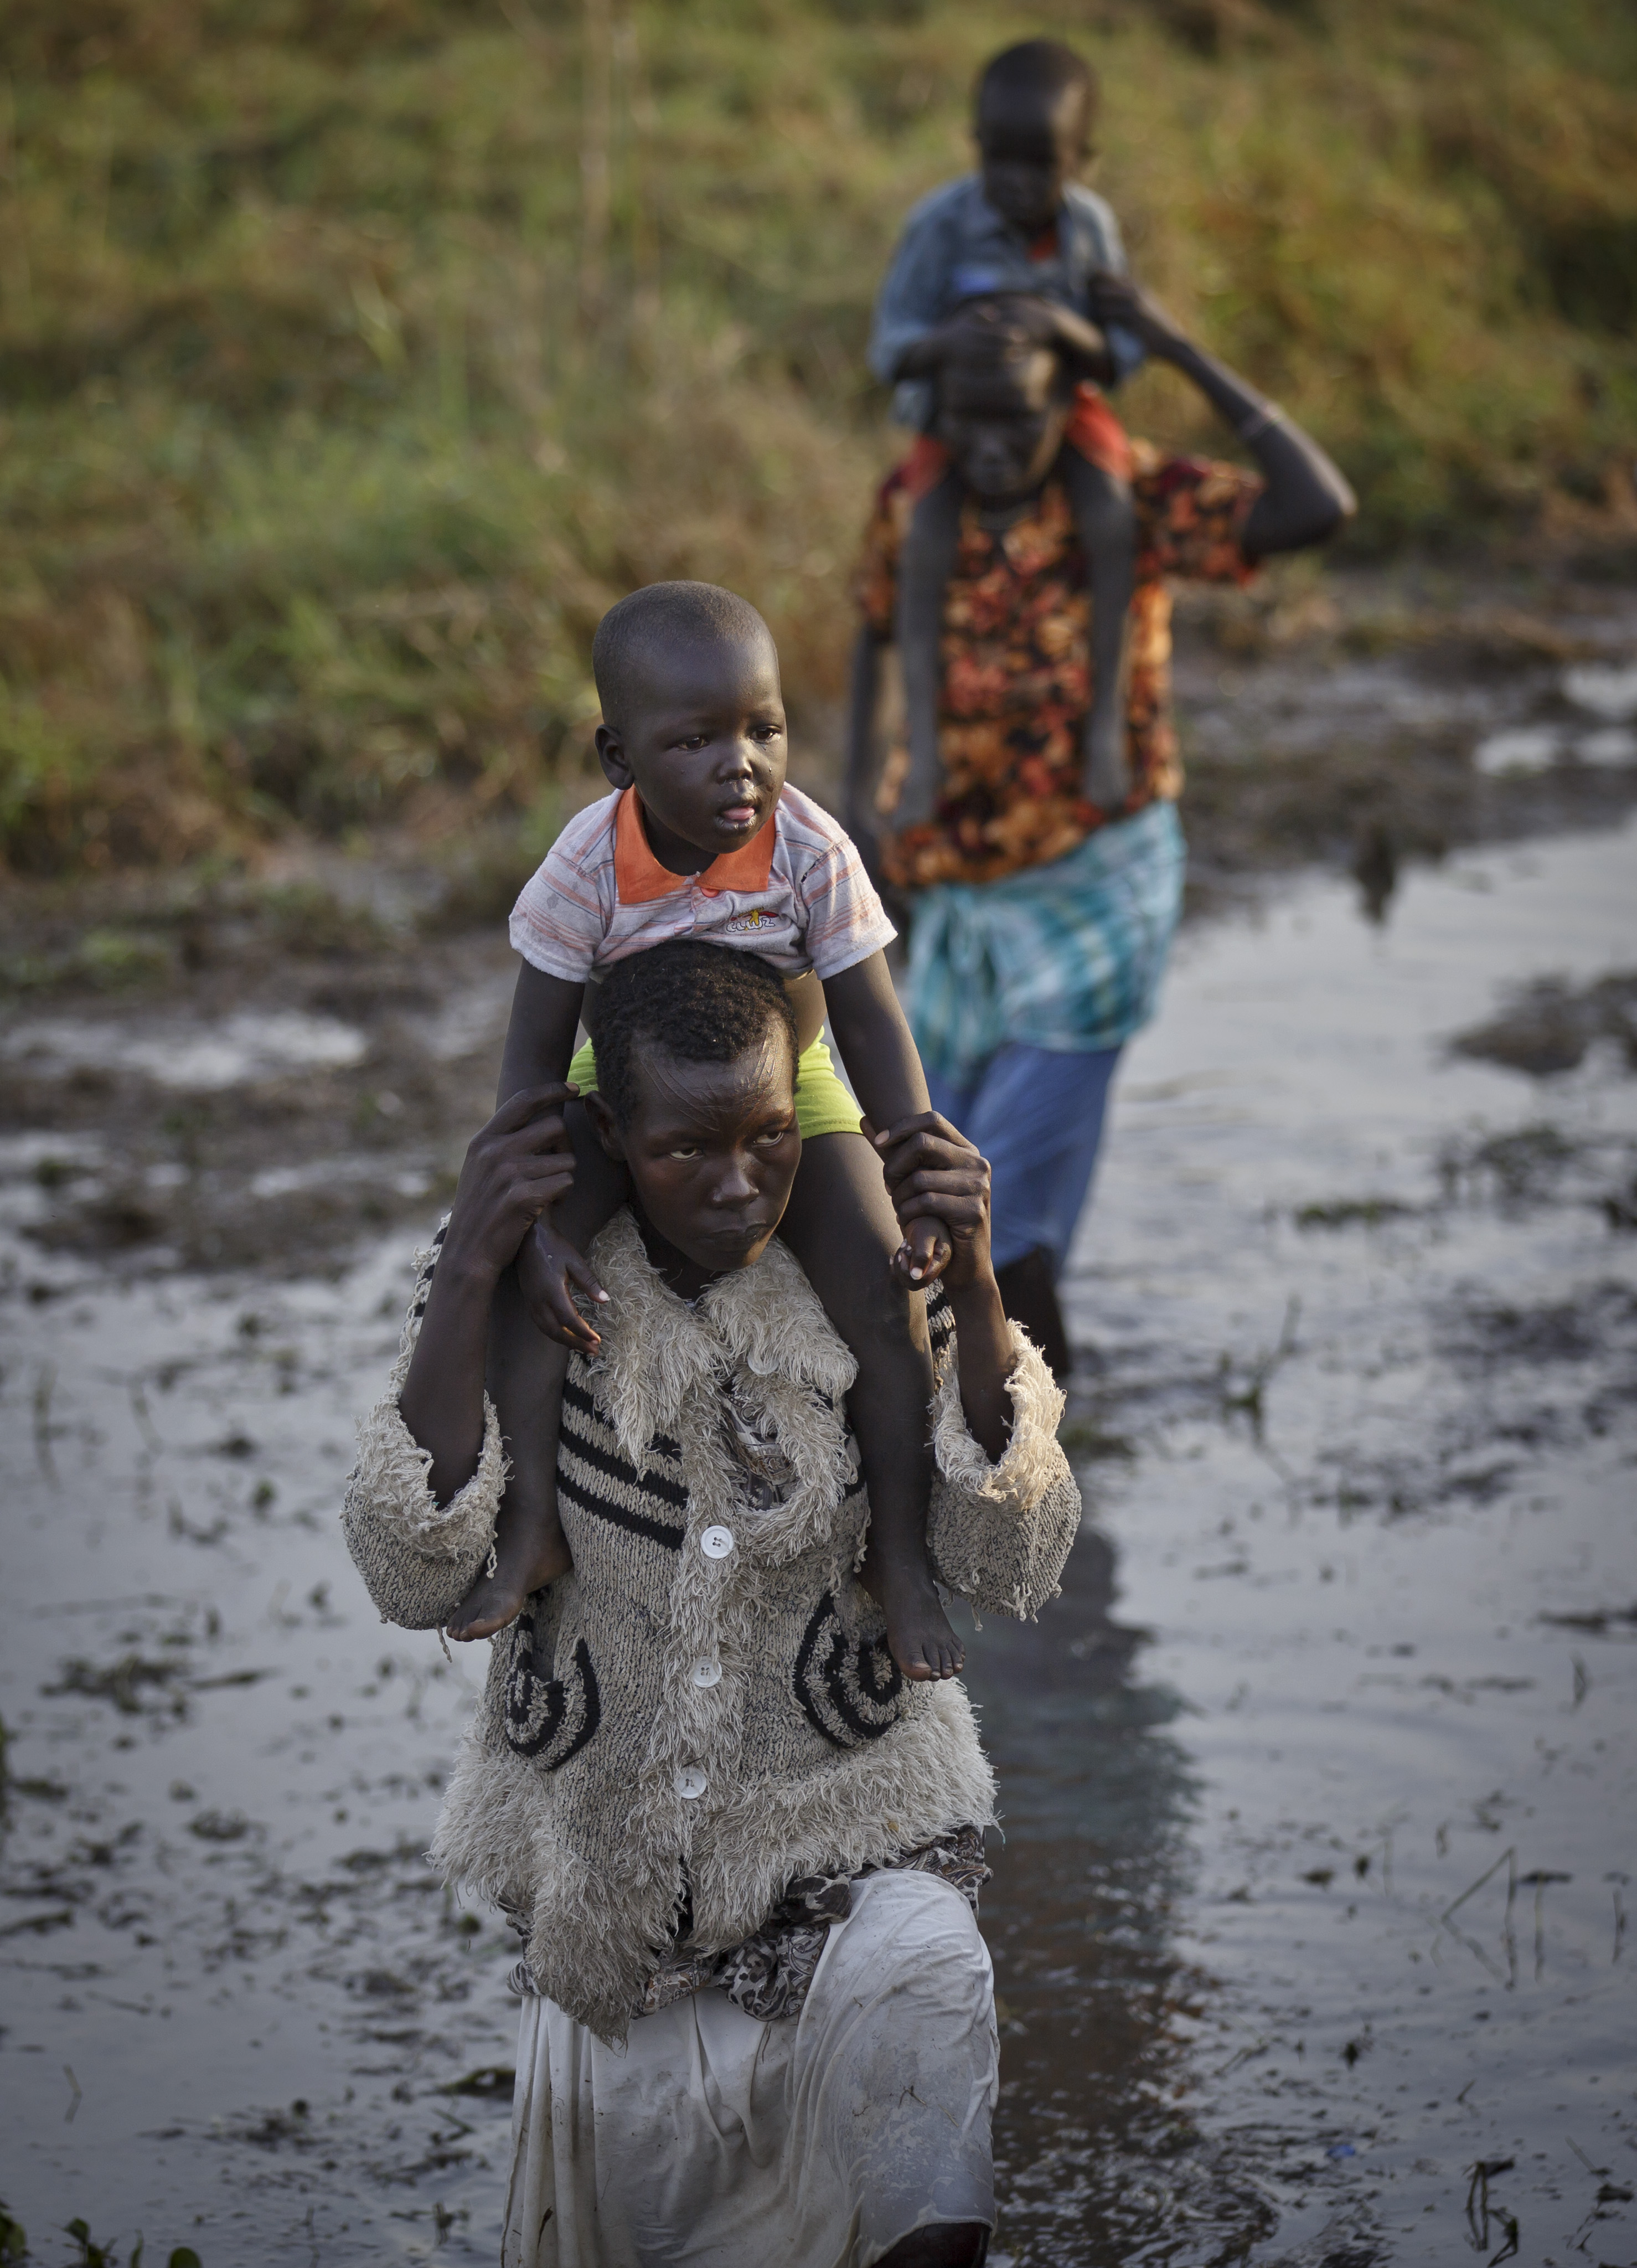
[1,0,1634,876]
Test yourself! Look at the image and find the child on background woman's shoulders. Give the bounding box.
[870,37,1148,822]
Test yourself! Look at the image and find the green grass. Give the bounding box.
[1,0,1634,875]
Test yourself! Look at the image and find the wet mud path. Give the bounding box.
[4,592,1637,2265]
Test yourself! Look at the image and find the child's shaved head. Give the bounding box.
[975,39,1096,142]
[592,581,774,733]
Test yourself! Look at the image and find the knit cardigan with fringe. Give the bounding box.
[342,1207,1081,2044]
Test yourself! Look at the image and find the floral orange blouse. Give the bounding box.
[854,441,1263,889]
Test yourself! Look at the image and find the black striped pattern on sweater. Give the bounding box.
[559,1360,691,1551]
[562,1374,682,1465]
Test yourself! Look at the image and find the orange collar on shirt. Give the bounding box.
[613,786,778,903]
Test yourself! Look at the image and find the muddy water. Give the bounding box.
[977,821,1637,2266]
[3,826,1635,2267]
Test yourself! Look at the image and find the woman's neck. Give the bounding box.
[632,1205,719,1302]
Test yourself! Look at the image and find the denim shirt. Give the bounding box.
[869,174,1144,430]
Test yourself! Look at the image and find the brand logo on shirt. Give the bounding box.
[723,908,778,934]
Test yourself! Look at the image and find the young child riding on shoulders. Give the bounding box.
[870,37,1143,822]
[459,579,964,1687]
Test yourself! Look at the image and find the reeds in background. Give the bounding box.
[1,0,1633,877]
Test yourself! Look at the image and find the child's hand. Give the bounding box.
[864,1115,955,1287]
[866,1112,993,1296]
[1086,271,1186,360]
[518,1217,609,1352]
[896,1214,954,1288]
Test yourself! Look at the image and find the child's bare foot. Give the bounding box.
[864,1552,965,1683]
[446,1512,572,1643]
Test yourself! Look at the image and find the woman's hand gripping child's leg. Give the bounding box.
[446,1101,630,1643]
[779,1132,964,1683]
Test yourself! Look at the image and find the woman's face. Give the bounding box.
[589,1033,801,1291]
[936,348,1072,504]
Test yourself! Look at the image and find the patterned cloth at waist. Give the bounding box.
[905,798,1186,1086]
[508,1826,991,2025]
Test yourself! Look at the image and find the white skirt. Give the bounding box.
[502,1869,999,2268]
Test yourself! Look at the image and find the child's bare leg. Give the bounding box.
[896,469,965,826]
[779,1131,963,1683]
[1062,451,1135,812]
[447,1104,627,1643]
[446,1269,572,1642]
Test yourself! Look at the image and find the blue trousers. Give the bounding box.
[925,1043,1123,1278]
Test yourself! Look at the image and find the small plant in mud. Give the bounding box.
[1056,1414,1137,1463]
[1437,1121,1580,1206]
[1293,1195,1418,1231]
[1464,2158,1520,2264]
[44,1656,187,1720]
[57,2221,203,2267]
[1216,1297,1301,1442]
[1450,970,1637,1080]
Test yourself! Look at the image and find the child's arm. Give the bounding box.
[888,311,986,383]
[868,195,958,390]
[993,293,1116,385]
[823,951,952,1284]
[1088,275,1356,554]
[892,293,1113,388]
[496,963,585,1106]
[824,952,926,1128]
[959,292,1113,383]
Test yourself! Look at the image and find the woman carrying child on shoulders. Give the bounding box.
[343,941,1081,2267]
[850,252,1355,1379]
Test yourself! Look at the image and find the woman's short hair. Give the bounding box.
[595,941,798,1126]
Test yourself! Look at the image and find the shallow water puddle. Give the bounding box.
[2,824,1634,2265]
[2,1008,370,1091]
[1,1245,517,2262]
[971,821,1637,2264]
